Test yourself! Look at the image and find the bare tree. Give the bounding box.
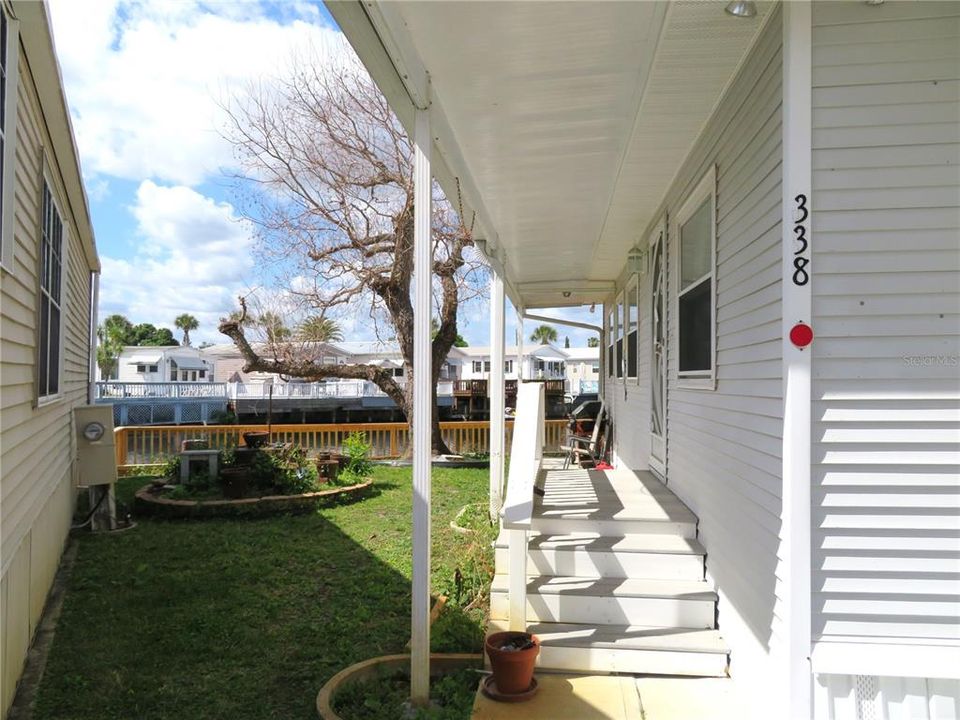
[218,54,481,455]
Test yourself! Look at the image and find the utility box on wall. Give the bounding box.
[74,404,117,531]
[74,404,117,487]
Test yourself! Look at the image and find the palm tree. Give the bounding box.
[529,324,558,345]
[258,312,291,343]
[96,314,133,379]
[298,316,343,342]
[174,313,199,346]
[587,337,600,348]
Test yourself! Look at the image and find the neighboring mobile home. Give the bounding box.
[330,1,959,718]
[0,1,99,714]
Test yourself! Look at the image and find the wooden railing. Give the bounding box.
[114,419,569,470]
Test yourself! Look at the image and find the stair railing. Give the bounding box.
[500,381,546,631]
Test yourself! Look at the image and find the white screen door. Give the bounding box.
[650,223,666,475]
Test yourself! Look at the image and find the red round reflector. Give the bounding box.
[789,322,814,348]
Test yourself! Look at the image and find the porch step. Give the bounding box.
[531,467,699,537]
[490,574,717,628]
[488,619,729,677]
[494,531,706,581]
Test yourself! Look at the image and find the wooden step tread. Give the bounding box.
[491,621,729,655]
[495,531,706,556]
[492,574,717,601]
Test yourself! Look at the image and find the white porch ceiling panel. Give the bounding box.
[338,1,772,307]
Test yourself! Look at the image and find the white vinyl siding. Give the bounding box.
[0,29,96,715]
[810,0,960,672]
[0,9,17,270]
[617,9,786,707]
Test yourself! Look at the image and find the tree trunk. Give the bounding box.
[401,375,452,458]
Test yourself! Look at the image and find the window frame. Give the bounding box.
[0,12,19,273]
[626,275,639,382]
[504,359,513,374]
[675,165,717,389]
[472,360,482,374]
[36,176,66,404]
[606,306,615,378]
[615,291,625,380]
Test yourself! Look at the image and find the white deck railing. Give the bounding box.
[500,381,545,631]
[96,382,228,399]
[229,380,455,400]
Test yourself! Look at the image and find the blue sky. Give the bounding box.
[48,0,600,348]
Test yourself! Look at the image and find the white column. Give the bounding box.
[410,106,433,705]
[781,3,813,719]
[489,271,506,519]
[516,309,525,381]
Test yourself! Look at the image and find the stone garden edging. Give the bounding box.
[134,480,373,519]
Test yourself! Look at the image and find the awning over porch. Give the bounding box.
[328,0,774,308]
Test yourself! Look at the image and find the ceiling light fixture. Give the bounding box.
[725,1,757,18]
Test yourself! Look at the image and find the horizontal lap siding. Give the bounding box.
[811,1,960,652]
[606,260,652,471]
[0,48,90,575]
[638,9,784,702]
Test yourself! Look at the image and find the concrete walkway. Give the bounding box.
[471,673,746,720]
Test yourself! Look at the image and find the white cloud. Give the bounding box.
[48,0,347,187]
[98,181,256,344]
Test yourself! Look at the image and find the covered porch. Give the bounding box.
[328,0,809,716]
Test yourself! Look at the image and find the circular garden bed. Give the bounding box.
[134,480,373,519]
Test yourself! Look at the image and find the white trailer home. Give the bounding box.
[330,1,959,717]
[0,0,99,714]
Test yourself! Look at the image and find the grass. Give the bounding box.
[34,466,495,720]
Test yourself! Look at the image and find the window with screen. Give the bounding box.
[677,166,716,383]
[626,279,638,379]
[38,181,63,399]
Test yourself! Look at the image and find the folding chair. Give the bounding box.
[561,403,606,469]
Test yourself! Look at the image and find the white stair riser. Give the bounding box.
[535,645,729,677]
[495,547,705,581]
[530,517,697,537]
[490,591,715,628]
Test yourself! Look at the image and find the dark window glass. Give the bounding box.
[679,279,712,373]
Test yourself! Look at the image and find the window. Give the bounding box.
[393,367,404,377]
[472,360,482,373]
[504,360,513,374]
[626,279,638,380]
[170,366,177,381]
[607,307,615,377]
[37,182,63,399]
[484,361,491,372]
[677,166,717,384]
[615,292,624,379]
[0,11,18,271]
[136,364,146,373]
[198,369,205,378]
[591,363,600,373]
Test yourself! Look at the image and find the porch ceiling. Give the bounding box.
[332,1,773,308]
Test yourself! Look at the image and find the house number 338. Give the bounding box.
[793,194,810,286]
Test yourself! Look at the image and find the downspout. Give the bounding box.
[88,271,99,404]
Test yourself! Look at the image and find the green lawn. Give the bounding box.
[34,467,495,720]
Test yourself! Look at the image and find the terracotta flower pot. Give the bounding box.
[485,631,539,695]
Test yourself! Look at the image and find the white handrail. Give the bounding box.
[500,381,545,632]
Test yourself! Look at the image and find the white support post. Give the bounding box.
[508,527,527,631]
[489,271,506,519]
[517,310,525,381]
[781,3,813,719]
[410,106,433,706]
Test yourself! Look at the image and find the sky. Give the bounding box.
[47,0,600,348]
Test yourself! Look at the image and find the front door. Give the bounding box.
[649,221,667,476]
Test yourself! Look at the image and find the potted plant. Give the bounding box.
[484,631,539,700]
[242,430,270,448]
